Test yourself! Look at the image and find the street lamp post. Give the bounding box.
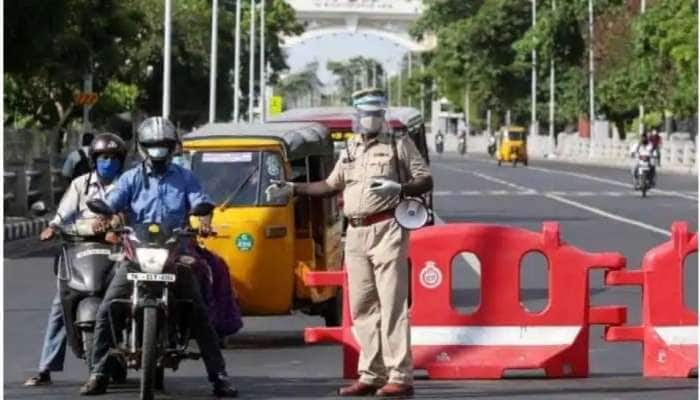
[531,0,537,136]
[233,0,242,122]
[248,0,256,123]
[163,0,172,119]
[638,0,646,137]
[548,0,556,154]
[208,0,219,123]
[259,0,266,122]
[588,0,595,158]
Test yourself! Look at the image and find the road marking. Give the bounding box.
[411,326,581,346]
[432,213,481,276]
[545,193,670,237]
[433,190,679,198]
[527,165,698,201]
[438,165,672,237]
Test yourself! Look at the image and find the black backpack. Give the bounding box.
[72,149,92,180]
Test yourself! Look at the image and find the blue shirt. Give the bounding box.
[106,163,211,231]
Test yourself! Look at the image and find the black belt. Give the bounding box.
[347,209,395,228]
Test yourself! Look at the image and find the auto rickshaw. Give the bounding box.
[497,126,528,167]
[182,122,343,325]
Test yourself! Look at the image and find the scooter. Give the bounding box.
[457,136,467,155]
[55,225,127,382]
[87,199,215,400]
[633,154,654,197]
[487,141,496,157]
[435,134,444,154]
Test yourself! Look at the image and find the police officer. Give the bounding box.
[266,89,433,397]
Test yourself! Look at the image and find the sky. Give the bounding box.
[283,32,412,89]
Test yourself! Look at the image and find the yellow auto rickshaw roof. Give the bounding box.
[183,122,333,161]
[506,126,527,132]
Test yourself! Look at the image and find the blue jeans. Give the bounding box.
[38,290,67,373]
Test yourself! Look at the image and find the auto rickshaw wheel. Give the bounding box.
[512,160,517,167]
[497,159,502,166]
[523,159,528,166]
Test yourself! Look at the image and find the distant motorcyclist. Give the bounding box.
[79,117,238,397]
[487,133,497,156]
[24,133,127,387]
[630,133,657,188]
[62,132,95,181]
[434,130,444,154]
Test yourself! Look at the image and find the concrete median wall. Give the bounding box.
[426,131,697,175]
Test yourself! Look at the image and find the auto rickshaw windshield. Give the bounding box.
[507,131,525,141]
[190,150,286,207]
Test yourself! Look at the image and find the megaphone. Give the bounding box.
[394,197,430,230]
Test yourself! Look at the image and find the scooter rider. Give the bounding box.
[630,133,657,187]
[80,117,238,397]
[24,133,128,387]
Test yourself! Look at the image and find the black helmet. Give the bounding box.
[90,133,128,165]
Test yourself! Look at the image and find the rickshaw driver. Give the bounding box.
[80,117,238,398]
[266,90,433,397]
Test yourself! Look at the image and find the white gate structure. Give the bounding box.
[283,0,435,52]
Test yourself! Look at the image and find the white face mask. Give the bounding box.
[359,116,384,134]
[146,146,169,159]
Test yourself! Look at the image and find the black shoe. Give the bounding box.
[24,371,51,386]
[212,374,238,397]
[79,374,108,396]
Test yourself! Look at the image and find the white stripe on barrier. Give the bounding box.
[654,326,698,345]
[411,326,582,346]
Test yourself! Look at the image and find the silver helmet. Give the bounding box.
[137,117,179,172]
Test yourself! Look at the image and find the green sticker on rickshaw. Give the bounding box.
[235,233,255,252]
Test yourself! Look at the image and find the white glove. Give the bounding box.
[369,178,402,196]
[265,180,294,202]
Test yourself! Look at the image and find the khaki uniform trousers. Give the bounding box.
[345,218,413,385]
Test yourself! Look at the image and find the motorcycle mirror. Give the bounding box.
[190,202,215,217]
[86,199,115,216]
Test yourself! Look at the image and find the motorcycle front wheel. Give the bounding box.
[140,307,158,400]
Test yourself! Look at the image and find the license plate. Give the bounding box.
[126,273,176,282]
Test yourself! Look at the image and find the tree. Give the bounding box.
[327,57,386,105]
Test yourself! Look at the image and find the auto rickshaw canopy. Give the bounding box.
[184,122,333,161]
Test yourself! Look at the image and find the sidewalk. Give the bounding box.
[4,216,51,242]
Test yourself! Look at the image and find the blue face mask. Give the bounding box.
[96,158,122,181]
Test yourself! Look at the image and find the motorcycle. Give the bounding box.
[435,134,444,154]
[54,224,127,382]
[86,199,215,400]
[487,141,496,157]
[457,136,467,155]
[634,154,654,197]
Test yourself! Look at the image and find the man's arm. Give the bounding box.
[398,137,433,197]
[401,175,433,197]
[293,181,339,198]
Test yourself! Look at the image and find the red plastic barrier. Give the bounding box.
[305,222,627,379]
[408,222,625,379]
[605,221,698,377]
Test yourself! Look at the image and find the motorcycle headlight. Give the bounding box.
[135,248,169,273]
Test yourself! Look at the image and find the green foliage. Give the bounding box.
[4,0,304,130]
[327,57,385,105]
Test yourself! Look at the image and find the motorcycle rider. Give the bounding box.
[24,133,128,387]
[80,117,238,397]
[434,130,444,153]
[487,132,497,156]
[630,133,657,188]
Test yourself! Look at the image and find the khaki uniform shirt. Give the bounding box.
[326,132,431,217]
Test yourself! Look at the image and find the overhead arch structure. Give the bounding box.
[283,0,436,52]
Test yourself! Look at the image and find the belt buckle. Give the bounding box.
[349,216,365,227]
